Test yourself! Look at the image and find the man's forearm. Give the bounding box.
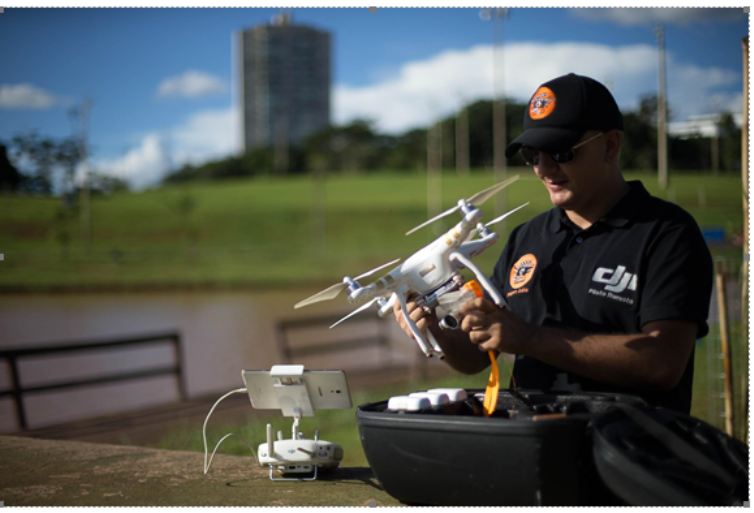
[428,324,490,375]
[523,325,693,390]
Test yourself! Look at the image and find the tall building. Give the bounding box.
[236,12,331,155]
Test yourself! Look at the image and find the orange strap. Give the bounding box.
[482,350,500,417]
[463,280,500,417]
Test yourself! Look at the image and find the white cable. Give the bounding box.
[203,387,259,474]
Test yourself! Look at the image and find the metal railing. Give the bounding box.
[276,312,392,367]
[0,331,185,430]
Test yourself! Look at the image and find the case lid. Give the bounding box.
[591,403,749,506]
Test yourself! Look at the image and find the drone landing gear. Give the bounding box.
[394,288,444,359]
[448,251,508,309]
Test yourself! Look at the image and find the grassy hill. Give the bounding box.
[0,169,744,290]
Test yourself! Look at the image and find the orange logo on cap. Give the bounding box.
[509,254,537,290]
[529,87,556,120]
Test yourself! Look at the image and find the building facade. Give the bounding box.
[236,13,331,153]
[668,113,744,140]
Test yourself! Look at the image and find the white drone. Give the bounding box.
[294,175,528,359]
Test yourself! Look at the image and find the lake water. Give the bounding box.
[0,274,739,432]
[0,289,422,432]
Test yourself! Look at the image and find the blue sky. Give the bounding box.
[0,7,748,187]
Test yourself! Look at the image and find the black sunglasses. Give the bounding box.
[520,132,603,166]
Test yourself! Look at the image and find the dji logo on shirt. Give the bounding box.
[592,266,637,294]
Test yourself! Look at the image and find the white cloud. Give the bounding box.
[570,8,746,27]
[171,107,238,163]
[665,61,740,120]
[0,83,58,109]
[334,41,741,134]
[720,92,744,113]
[94,106,238,189]
[94,134,168,190]
[157,70,227,98]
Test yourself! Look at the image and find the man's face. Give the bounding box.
[529,130,607,211]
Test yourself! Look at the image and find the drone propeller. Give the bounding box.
[405,174,520,236]
[353,257,401,280]
[463,202,530,242]
[330,298,380,328]
[484,202,530,228]
[466,174,520,207]
[405,205,460,236]
[294,258,401,309]
[294,282,347,309]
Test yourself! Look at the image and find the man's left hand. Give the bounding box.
[458,297,536,354]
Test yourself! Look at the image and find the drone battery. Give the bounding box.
[408,392,449,406]
[426,388,467,402]
[386,395,431,412]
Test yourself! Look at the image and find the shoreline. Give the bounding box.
[0,279,339,295]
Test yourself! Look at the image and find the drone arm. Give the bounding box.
[394,291,434,357]
[377,293,398,318]
[449,251,508,309]
[457,232,499,260]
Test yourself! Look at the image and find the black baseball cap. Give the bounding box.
[505,73,623,159]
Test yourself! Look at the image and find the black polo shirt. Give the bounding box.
[490,180,713,413]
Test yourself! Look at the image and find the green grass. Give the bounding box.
[154,372,494,468]
[0,170,744,288]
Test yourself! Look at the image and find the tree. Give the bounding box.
[242,147,275,176]
[162,163,199,184]
[55,138,84,197]
[10,131,85,198]
[463,99,528,170]
[381,129,427,171]
[303,119,389,173]
[621,111,656,171]
[467,100,495,169]
[0,143,22,193]
[157,93,746,182]
[718,111,742,173]
[88,173,129,195]
[11,131,56,194]
[637,93,675,126]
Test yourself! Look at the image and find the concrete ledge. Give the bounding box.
[0,436,399,506]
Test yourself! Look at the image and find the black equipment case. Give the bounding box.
[356,389,748,506]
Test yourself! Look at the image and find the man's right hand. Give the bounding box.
[392,292,438,340]
[392,291,491,375]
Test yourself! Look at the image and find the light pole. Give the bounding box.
[79,93,92,248]
[427,106,443,238]
[655,24,669,191]
[481,8,509,222]
[455,92,470,175]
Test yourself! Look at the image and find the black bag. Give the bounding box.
[356,389,749,506]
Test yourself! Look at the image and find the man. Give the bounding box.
[394,73,713,414]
